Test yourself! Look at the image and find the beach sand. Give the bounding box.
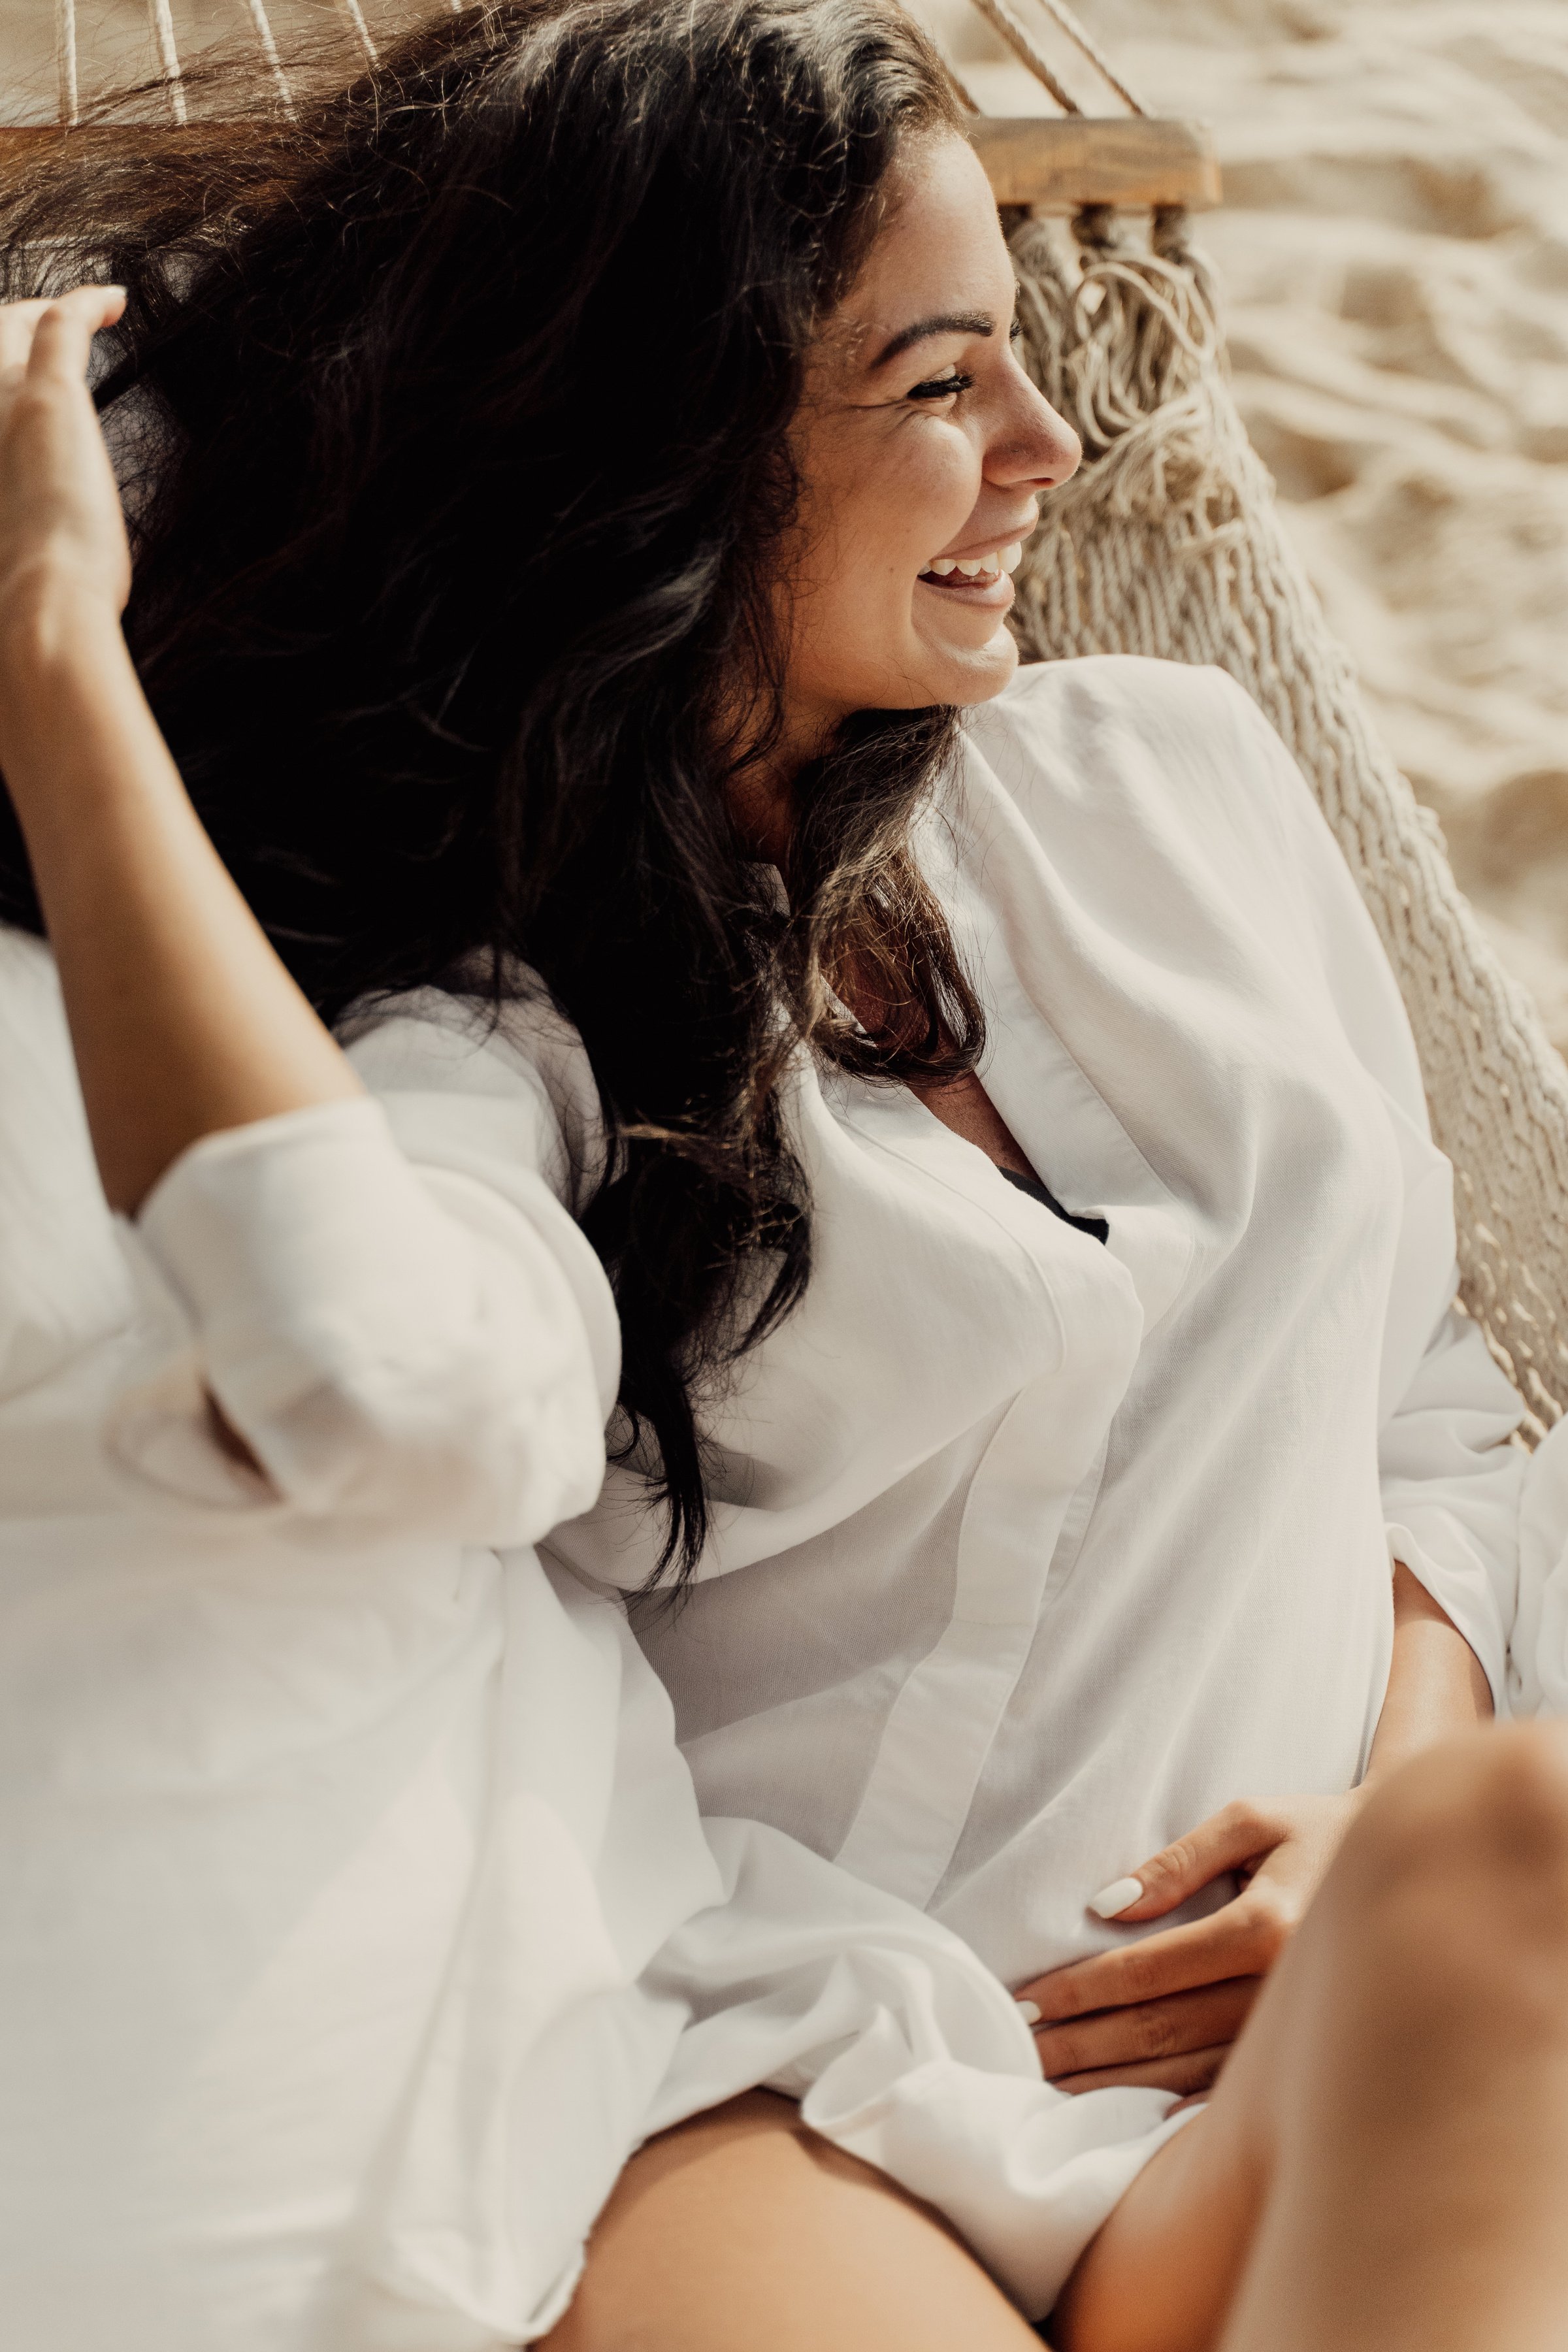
[5,0,1567,1044]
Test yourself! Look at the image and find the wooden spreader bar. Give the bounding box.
[968,116,1221,213]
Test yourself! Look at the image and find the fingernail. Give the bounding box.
[1088,1874,1143,1920]
[1015,1997,1042,2025]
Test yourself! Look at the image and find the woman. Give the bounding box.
[5,6,1568,2349]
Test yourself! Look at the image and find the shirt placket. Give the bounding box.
[832,1354,1128,1911]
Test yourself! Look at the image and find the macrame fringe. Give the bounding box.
[1007,209,1568,1438]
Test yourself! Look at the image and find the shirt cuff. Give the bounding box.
[1385,1520,1508,1715]
[124,1096,607,1537]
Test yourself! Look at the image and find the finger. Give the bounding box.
[1090,1800,1284,1925]
[1032,1978,1256,2083]
[1017,1894,1286,2022]
[1049,2044,1233,2099]
[25,286,127,390]
[0,298,52,382]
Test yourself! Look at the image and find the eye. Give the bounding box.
[906,369,973,402]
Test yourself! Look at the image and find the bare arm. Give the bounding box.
[0,290,359,1217]
[1367,1558,1494,1782]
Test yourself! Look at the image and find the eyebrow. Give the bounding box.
[868,310,997,370]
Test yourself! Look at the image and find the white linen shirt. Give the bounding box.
[0,652,1523,2349]
[0,826,1192,2349]
[548,657,1526,1984]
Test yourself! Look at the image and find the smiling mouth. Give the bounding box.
[917,540,1024,590]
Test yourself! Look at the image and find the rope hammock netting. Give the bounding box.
[12,0,1568,1433]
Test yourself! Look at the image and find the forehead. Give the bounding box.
[829,133,1016,371]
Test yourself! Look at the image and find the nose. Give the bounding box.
[987,373,1082,497]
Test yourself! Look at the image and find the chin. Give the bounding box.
[924,626,1020,710]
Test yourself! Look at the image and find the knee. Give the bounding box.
[1467,1723,1568,1880]
[1363,1723,1568,1873]
[1347,1725,1568,1980]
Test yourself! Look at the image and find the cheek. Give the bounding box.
[783,421,985,708]
[808,437,977,659]
[877,426,979,563]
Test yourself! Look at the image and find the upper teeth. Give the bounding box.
[925,542,1024,580]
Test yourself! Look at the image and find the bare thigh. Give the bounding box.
[540,2088,1045,2352]
[1048,1978,1280,2352]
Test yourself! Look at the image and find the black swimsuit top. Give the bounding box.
[999,1164,1109,1246]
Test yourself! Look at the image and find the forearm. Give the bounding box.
[1365,1560,1493,1785]
[0,588,359,1212]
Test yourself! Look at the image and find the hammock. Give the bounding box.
[5,0,1567,1431]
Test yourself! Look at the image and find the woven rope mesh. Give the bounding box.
[1007,208,1568,1437]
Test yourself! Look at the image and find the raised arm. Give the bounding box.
[0,292,615,1546]
[0,289,359,1215]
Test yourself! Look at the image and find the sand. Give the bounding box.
[5,0,1567,1042]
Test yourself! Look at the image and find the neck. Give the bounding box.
[722,693,842,868]
[725,760,794,867]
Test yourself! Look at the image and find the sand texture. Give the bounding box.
[4,0,1567,1041]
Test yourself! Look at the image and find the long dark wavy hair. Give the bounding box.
[0,0,986,1582]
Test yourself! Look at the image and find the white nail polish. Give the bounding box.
[1088,1874,1143,1920]
[1015,1998,1042,2025]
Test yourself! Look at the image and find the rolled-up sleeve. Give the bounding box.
[112,1028,619,1547]
[1515,1416,1568,1717]
[1380,1299,1526,1711]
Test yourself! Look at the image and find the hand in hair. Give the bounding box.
[0,287,131,652]
[0,284,359,1215]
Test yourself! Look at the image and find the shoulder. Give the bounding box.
[959,655,1324,904]
[962,655,1296,829]
[336,975,604,1213]
[961,658,1427,1109]
[973,652,1249,736]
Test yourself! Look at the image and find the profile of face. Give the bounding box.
[781,133,1082,747]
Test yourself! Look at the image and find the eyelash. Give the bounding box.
[907,370,972,402]
[905,325,1023,403]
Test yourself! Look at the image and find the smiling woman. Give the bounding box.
[5,5,1568,2351]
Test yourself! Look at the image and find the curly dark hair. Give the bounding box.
[0,0,985,1582]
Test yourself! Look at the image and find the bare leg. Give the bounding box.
[542,2088,1043,2352]
[1056,1725,1568,2352]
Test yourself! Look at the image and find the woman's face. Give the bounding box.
[779,132,1082,750]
